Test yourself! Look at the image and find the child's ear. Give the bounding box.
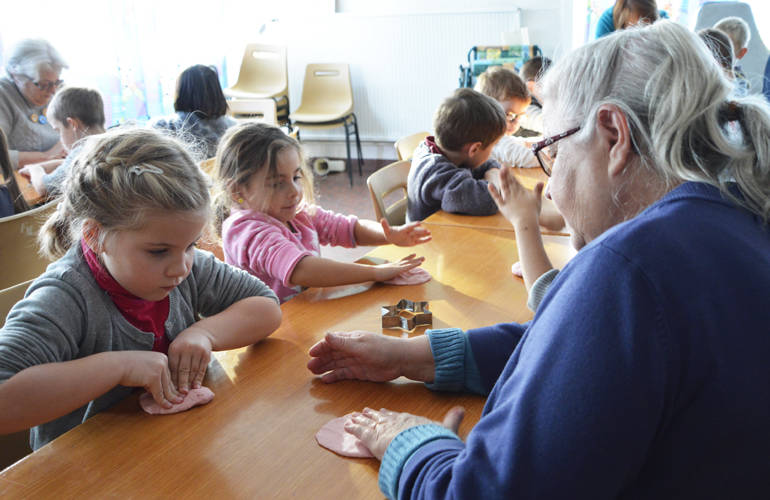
[81,220,102,252]
[65,117,78,130]
[466,141,483,157]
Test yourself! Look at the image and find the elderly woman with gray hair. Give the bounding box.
[307,21,770,499]
[0,39,67,169]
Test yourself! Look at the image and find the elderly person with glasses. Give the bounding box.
[307,21,770,499]
[0,39,67,169]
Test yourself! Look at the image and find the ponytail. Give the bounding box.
[38,202,73,260]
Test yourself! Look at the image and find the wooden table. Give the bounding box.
[0,225,575,498]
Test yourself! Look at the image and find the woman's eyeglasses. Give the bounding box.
[506,112,525,123]
[531,127,581,176]
[32,79,63,92]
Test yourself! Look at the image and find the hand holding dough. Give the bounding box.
[384,267,431,286]
[316,414,374,458]
[140,387,215,415]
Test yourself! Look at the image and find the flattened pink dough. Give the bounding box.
[139,387,215,415]
[384,267,431,286]
[316,415,374,458]
[511,261,523,277]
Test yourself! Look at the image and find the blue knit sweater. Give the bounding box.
[381,182,770,499]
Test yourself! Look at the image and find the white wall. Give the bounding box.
[224,1,576,159]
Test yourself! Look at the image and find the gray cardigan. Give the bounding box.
[406,141,500,222]
[0,244,277,449]
[0,76,60,168]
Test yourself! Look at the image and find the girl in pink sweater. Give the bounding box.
[216,123,431,302]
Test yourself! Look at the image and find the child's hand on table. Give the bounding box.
[488,166,543,227]
[168,326,214,394]
[382,219,432,246]
[118,351,184,408]
[372,253,425,282]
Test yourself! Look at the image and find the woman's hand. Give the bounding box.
[168,326,214,393]
[382,219,432,247]
[372,254,425,282]
[308,330,435,383]
[345,406,465,460]
[488,166,543,227]
[118,351,183,408]
[45,141,66,160]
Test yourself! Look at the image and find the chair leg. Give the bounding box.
[352,113,363,177]
[344,121,353,187]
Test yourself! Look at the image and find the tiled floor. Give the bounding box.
[312,158,391,262]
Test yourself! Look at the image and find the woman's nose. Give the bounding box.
[544,180,552,200]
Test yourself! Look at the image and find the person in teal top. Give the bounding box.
[596,0,668,38]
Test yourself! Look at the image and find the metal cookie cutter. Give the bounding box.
[381,299,432,330]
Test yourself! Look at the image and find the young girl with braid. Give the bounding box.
[0,128,281,450]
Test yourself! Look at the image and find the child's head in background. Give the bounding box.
[39,128,211,300]
[47,86,106,151]
[474,66,529,135]
[174,64,229,119]
[613,0,660,30]
[713,16,750,61]
[698,28,735,79]
[434,88,507,168]
[215,122,314,227]
[520,56,552,103]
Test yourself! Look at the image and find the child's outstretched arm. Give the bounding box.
[353,219,432,247]
[488,167,554,290]
[0,350,183,434]
[168,296,281,392]
[290,254,425,288]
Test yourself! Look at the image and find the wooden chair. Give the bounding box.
[0,201,56,289]
[394,131,429,161]
[290,64,363,187]
[0,128,30,216]
[224,44,290,126]
[366,160,411,226]
[0,279,34,470]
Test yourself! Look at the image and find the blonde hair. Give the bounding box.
[541,20,770,223]
[474,66,529,102]
[39,127,211,259]
[434,88,507,151]
[213,122,314,234]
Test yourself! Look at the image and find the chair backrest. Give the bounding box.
[227,98,278,125]
[297,63,353,117]
[694,1,770,96]
[230,44,288,97]
[394,132,430,161]
[367,160,411,226]
[0,128,30,215]
[0,201,57,289]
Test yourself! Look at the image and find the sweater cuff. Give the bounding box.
[378,424,461,500]
[424,328,465,391]
[527,268,560,311]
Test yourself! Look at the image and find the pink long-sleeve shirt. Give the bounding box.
[222,206,358,302]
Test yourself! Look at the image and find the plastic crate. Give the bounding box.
[459,44,542,88]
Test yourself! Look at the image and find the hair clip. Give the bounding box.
[128,164,164,176]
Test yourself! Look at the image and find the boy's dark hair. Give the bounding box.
[434,88,506,152]
[174,64,228,118]
[474,66,529,103]
[49,87,105,128]
[698,28,735,74]
[520,56,553,82]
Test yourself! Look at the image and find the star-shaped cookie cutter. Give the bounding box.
[381,299,432,330]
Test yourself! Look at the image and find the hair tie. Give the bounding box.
[128,164,164,176]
